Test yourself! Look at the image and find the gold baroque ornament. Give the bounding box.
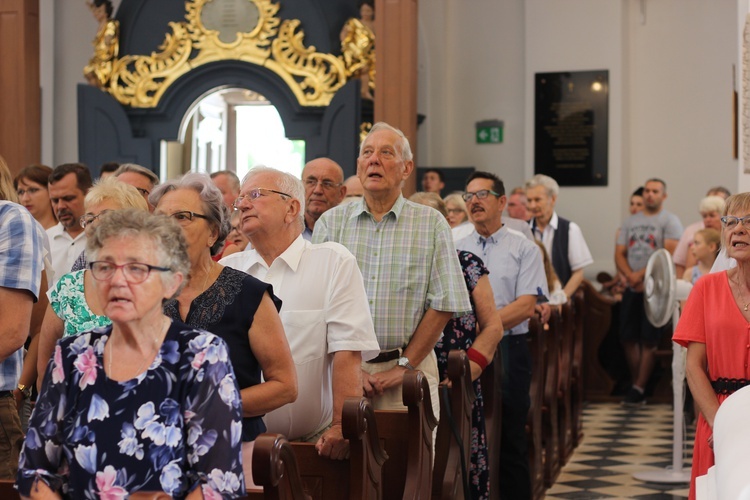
[105,0,351,108]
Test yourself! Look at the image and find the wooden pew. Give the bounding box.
[557,301,576,465]
[0,480,17,500]
[250,433,311,500]
[432,350,475,500]
[376,369,438,500]
[480,346,502,500]
[570,287,586,448]
[284,397,388,500]
[542,308,561,488]
[526,315,546,500]
[580,279,618,401]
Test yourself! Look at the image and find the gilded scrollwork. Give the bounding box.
[97,0,359,109]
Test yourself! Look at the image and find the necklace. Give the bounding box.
[199,261,215,294]
[107,317,167,378]
[735,277,750,311]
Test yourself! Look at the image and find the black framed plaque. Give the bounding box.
[535,70,608,186]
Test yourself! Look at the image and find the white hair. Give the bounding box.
[525,174,559,198]
[242,166,305,230]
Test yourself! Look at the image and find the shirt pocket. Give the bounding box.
[279,310,328,365]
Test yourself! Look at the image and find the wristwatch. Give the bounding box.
[397,356,415,370]
[16,383,31,400]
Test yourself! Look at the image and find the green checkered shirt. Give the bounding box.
[313,195,472,350]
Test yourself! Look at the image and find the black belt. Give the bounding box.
[0,391,12,398]
[367,348,401,364]
[711,378,750,395]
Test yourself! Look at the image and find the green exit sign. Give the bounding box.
[476,120,504,144]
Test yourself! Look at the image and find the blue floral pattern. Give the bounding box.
[17,320,245,499]
[435,251,490,500]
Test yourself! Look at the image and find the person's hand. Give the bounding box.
[315,424,350,460]
[536,303,552,324]
[372,366,407,391]
[362,369,384,398]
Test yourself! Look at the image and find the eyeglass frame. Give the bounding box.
[233,187,292,209]
[462,189,501,202]
[166,210,210,225]
[303,177,342,191]
[80,210,113,229]
[17,187,44,197]
[88,261,172,283]
[720,215,750,230]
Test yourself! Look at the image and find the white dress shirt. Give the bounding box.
[220,235,380,439]
[46,223,87,285]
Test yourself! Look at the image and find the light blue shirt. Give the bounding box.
[456,224,548,336]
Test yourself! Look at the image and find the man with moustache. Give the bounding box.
[46,163,92,284]
[301,158,346,240]
[455,171,547,500]
[313,122,470,419]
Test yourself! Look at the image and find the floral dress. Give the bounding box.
[434,250,490,500]
[17,320,246,499]
[49,270,110,337]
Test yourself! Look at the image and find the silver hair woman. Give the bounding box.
[18,209,246,498]
[151,172,297,443]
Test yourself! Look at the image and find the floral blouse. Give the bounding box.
[48,270,110,337]
[17,320,246,499]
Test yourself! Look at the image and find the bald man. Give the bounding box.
[301,158,346,240]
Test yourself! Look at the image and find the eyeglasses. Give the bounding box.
[720,215,750,230]
[447,208,465,215]
[168,211,209,225]
[304,178,342,190]
[233,188,291,208]
[462,190,500,202]
[17,187,43,197]
[89,261,171,283]
[80,210,112,228]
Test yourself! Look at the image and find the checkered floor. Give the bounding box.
[546,403,695,499]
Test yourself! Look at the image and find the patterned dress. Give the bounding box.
[434,250,490,500]
[17,320,245,498]
[49,270,110,337]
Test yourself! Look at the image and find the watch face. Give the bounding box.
[201,0,261,43]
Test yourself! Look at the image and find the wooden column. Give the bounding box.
[0,0,40,175]
[374,0,418,195]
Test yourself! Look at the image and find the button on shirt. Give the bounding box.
[531,212,593,272]
[456,225,548,336]
[313,195,471,350]
[0,202,45,390]
[46,223,87,285]
[220,235,380,439]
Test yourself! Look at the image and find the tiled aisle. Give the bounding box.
[546,403,695,499]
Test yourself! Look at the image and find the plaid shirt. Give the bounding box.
[313,195,471,350]
[0,202,44,389]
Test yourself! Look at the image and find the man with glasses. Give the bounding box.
[113,163,159,211]
[301,158,346,240]
[616,178,683,406]
[313,122,471,420]
[47,163,92,284]
[455,170,547,500]
[221,166,379,459]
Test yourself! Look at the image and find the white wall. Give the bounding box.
[417,0,739,277]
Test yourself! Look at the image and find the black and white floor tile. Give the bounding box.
[546,403,695,500]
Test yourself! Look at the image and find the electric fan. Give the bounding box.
[632,248,693,484]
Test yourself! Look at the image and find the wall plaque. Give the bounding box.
[534,70,608,186]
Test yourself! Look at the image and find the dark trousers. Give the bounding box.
[498,335,532,500]
[0,393,23,479]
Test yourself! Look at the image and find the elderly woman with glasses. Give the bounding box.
[151,173,296,444]
[18,209,245,498]
[673,192,750,499]
[35,178,149,389]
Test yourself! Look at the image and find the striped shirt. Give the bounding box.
[313,195,471,350]
[0,202,45,389]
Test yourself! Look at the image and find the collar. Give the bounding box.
[532,212,558,232]
[48,222,85,242]
[349,194,406,221]
[473,224,506,246]
[272,234,306,272]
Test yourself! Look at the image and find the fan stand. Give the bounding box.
[633,305,692,484]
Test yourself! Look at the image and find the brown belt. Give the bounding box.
[367,348,401,364]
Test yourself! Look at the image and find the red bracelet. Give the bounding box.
[466,347,489,371]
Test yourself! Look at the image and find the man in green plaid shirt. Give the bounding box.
[313,122,471,418]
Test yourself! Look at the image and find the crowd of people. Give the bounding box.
[0,120,745,499]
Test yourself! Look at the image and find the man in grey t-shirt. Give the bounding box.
[615,178,683,405]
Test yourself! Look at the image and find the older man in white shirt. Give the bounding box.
[220,166,379,459]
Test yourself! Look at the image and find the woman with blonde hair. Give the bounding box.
[0,155,18,203]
